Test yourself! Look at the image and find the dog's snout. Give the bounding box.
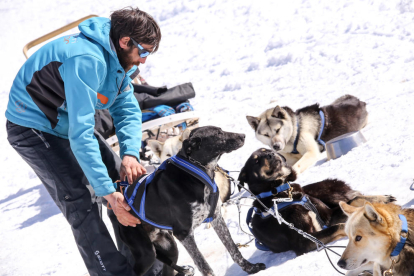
[337,259,347,269]
[273,144,280,151]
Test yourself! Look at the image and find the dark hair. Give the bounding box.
[110,7,161,53]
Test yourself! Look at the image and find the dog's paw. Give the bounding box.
[242,262,266,274]
[384,195,397,203]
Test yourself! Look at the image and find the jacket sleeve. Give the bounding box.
[109,83,142,161]
[61,55,116,197]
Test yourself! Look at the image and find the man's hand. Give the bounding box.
[120,155,147,184]
[104,192,141,227]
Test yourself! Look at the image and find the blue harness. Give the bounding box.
[122,155,219,230]
[391,214,408,257]
[246,184,327,251]
[292,110,326,154]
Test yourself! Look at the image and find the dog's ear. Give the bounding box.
[147,140,164,158]
[286,168,297,182]
[183,136,202,155]
[339,201,357,217]
[246,116,260,131]
[271,106,287,119]
[364,202,383,224]
[238,166,248,191]
[180,128,192,142]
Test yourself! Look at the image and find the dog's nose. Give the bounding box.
[273,144,280,151]
[337,259,346,269]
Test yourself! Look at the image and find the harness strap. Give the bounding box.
[246,207,271,251]
[390,214,408,257]
[317,110,326,151]
[256,183,291,199]
[123,155,219,229]
[246,195,327,251]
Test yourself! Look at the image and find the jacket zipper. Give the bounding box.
[108,73,126,108]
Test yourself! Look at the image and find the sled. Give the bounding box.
[23,14,200,156]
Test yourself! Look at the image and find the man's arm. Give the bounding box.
[109,85,146,183]
[61,56,140,226]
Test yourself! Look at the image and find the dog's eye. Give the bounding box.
[166,154,171,157]
[263,134,270,137]
[275,128,280,134]
[355,235,362,242]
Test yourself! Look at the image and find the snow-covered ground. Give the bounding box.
[1,0,414,275]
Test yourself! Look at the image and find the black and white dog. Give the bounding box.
[119,126,266,276]
[238,148,395,255]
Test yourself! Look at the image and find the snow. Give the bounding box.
[1,0,414,275]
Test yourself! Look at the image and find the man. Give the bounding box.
[6,7,161,276]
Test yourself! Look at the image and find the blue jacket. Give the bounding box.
[6,17,142,196]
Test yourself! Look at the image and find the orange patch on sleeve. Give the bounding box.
[97,93,108,104]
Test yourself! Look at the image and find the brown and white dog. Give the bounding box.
[338,201,414,276]
[246,95,368,174]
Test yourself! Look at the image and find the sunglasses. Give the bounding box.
[130,38,151,58]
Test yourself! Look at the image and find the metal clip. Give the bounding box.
[383,259,396,276]
[271,199,282,224]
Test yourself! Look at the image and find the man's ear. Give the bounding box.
[364,202,383,224]
[147,140,164,158]
[339,201,358,217]
[246,116,260,131]
[119,37,131,49]
[271,106,287,119]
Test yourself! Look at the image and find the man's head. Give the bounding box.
[110,7,161,71]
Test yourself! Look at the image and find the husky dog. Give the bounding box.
[147,128,232,203]
[246,95,368,174]
[338,202,414,276]
[238,148,395,255]
[119,126,265,276]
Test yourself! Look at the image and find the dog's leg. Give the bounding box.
[280,152,301,167]
[119,225,156,275]
[211,213,266,274]
[292,137,320,174]
[178,233,215,276]
[348,195,396,207]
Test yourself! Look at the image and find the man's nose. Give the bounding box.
[138,57,147,64]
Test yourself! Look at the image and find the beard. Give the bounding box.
[117,46,137,71]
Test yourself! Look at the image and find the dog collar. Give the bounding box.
[390,214,408,257]
[256,183,291,199]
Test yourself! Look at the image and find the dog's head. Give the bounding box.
[337,202,402,271]
[180,126,245,166]
[246,106,295,151]
[147,128,192,162]
[238,148,296,195]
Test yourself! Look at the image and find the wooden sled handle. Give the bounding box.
[23,14,98,59]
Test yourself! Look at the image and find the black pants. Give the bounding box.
[6,121,163,276]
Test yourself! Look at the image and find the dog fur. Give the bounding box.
[246,94,368,174]
[337,201,414,276]
[147,128,232,203]
[119,126,265,276]
[238,148,394,256]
